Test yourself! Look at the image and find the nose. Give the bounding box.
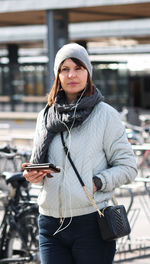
[68,69,76,78]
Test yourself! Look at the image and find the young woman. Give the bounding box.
[23,43,137,264]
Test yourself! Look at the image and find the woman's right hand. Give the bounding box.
[22,163,50,183]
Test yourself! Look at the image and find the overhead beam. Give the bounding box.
[0,18,150,44]
[69,18,150,39]
[0,0,150,13]
[88,44,150,55]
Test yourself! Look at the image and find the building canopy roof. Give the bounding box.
[0,0,150,26]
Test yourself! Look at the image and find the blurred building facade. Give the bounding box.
[0,0,150,113]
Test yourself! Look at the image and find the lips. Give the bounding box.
[68,82,78,85]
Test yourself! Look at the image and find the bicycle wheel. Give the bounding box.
[4,206,40,263]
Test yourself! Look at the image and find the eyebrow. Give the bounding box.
[61,65,69,68]
[61,64,82,68]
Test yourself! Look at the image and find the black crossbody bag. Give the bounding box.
[60,132,131,241]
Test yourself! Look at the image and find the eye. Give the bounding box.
[60,67,69,72]
[75,66,82,70]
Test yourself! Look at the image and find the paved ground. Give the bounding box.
[113,186,150,263]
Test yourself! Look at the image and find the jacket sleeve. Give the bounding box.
[96,106,138,192]
[30,110,44,186]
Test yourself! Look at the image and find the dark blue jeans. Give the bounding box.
[38,212,116,264]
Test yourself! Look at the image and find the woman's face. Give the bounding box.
[59,58,88,103]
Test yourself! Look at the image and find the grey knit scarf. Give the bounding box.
[31,88,103,163]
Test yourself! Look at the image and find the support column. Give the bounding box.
[77,40,87,49]
[7,44,19,111]
[8,44,19,64]
[46,10,68,91]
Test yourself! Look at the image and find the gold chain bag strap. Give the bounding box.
[60,132,131,241]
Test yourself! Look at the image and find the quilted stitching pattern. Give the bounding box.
[35,102,137,218]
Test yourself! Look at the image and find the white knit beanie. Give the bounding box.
[54,43,92,77]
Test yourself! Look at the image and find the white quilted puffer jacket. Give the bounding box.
[31,102,137,218]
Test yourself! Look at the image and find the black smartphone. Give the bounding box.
[23,163,60,173]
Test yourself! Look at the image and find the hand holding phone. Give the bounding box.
[23,163,60,173]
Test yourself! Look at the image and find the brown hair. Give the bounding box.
[48,58,94,106]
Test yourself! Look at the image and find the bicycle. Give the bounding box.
[132,145,150,177]
[0,144,31,193]
[0,144,31,174]
[0,171,40,263]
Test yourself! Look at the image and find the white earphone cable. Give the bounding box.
[53,87,86,235]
